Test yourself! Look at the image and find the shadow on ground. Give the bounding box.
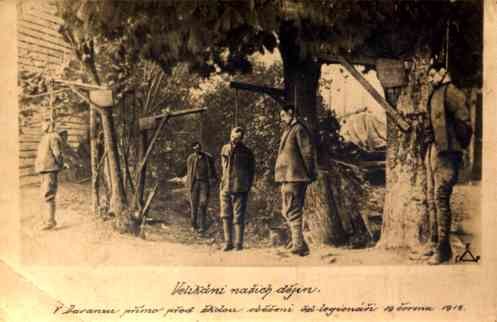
[19,181,480,266]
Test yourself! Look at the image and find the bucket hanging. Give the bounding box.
[90,90,114,107]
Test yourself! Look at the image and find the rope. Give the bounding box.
[445,19,450,70]
[199,111,203,143]
[234,88,239,127]
[49,80,55,129]
[294,83,298,117]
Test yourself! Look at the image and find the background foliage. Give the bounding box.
[55,0,482,87]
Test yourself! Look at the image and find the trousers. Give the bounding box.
[425,144,461,245]
[190,180,210,229]
[280,182,308,222]
[40,172,58,202]
[40,172,58,225]
[220,190,248,224]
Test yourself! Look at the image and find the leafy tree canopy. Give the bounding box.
[56,0,482,85]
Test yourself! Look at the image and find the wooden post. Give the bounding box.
[319,54,377,67]
[52,79,108,90]
[90,105,99,214]
[68,86,103,213]
[336,55,410,132]
[133,108,207,209]
[230,82,286,106]
[138,108,207,130]
[133,115,169,199]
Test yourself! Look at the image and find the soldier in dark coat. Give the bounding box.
[185,142,217,234]
[275,104,317,256]
[34,121,66,230]
[421,65,472,265]
[219,127,255,251]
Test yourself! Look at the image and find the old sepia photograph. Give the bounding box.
[16,0,484,267]
[4,0,497,321]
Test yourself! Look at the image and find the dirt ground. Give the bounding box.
[20,181,481,266]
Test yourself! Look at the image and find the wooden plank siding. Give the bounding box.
[21,175,41,186]
[18,0,89,186]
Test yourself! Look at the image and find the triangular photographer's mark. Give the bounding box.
[456,243,480,263]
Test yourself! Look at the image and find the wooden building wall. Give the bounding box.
[18,0,89,186]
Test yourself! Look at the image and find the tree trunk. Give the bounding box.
[306,170,348,246]
[100,107,128,218]
[90,107,99,215]
[136,130,148,207]
[377,51,432,250]
[279,21,368,246]
[84,65,103,217]
[96,129,111,213]
[282,61,349,246]
[64,35,129,225]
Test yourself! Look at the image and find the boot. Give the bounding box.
[428,240,452,265]
[234,222,245,251]
[191,209,198,232]
[418,249,434,259]
[285,224,293,249]
[408,242,435,260]
[42,200,57,230]
[198,206,207,235]
[428,205,452,265]
[289,217,309,256]
[222,219,233,251]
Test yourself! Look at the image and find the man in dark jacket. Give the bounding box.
[219,127,255,251]
[34,121,66,230]
[422,65,472,265]
[185,142,217,234]
[275,104,317,256]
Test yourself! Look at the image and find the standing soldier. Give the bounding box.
[185,141,217,234]
[275,104,317,256]
[219,127,255,251]
[34,121,67,230]
[422,64,472,264]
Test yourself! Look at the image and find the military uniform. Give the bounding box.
[275,119,317,256]
[185,151,217,232]
[34,131,64,229]
[425,82,472,264]
[219,142,255,250]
